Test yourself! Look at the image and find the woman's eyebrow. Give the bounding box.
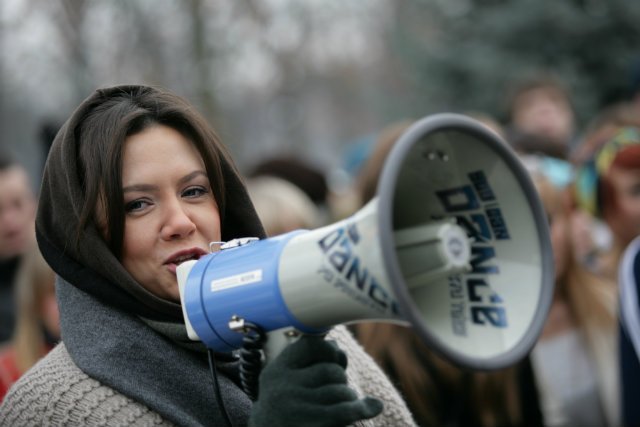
[123,183,158,193]
[122,171,208,193]
[178,170,208,185]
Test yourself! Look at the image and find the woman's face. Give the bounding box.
[120,125,221,302]
[604,165,640,246]
[0,166,36,259]
[512,88,574,145]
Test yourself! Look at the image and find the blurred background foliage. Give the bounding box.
[395,0,640,125]
[1,0,639,184]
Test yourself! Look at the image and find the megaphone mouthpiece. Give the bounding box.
[394,219,472,288]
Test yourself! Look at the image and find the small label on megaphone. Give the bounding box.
[211,269,263,292]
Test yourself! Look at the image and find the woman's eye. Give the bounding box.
[125,199,150,212]
[182,186,208,198]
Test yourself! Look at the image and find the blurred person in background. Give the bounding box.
[351,120,414,208]
[0,243,58,402]
[574,126,640,280]
[501,77,609,275]
[0,153,37,345]
[568,102,640,272]
[247,155,332,225]
[524,168,619,427]
[504,72,577,160]
[573,126,640,427]
[516,149,607,272]
[245,175,320,237]
[571,101,640,166]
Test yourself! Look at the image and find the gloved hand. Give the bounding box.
[248,334,384,427]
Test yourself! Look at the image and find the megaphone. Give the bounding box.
[177,113,554,372]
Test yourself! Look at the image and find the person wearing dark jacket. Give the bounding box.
[0,85,415,427]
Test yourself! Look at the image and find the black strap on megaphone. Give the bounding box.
[205,319,266,427]
[235,320,268,401]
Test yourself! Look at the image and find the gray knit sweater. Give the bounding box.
[0,344,168,426]
[0,326,416,427]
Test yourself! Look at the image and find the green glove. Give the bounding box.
[248,334,384,427]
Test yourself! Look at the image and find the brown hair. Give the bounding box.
[600,144,640,222]
[356,323,523,427]
[74,86,233,258]
[355,120,413,205]
[505,72,573,121]
[571,102,640,165]
[534,174,616,333]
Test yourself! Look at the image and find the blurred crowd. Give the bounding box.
[1,69,640,427]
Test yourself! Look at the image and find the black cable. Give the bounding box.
[238,321,267,401]
[207,349,234,427]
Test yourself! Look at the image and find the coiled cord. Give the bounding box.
[238,321,267,401]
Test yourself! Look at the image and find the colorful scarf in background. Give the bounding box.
[575,126,640,217]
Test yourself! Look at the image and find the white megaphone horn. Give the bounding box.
[177,113,554,374]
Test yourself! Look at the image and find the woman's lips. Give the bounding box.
[164,247,207,274]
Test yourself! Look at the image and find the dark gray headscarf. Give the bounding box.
[35,85,266,426]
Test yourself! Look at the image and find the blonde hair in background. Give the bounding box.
[530,172,619,424]
[532,173,616,337]
[246,176,320,237]
[12,244,56,373]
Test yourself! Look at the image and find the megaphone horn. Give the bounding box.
[177,113,554,372]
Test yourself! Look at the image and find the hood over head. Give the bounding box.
[36,85,265,320]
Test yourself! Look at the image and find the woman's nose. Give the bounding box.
[160,200,196,240]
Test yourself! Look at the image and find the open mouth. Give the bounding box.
[171,253,201,265]
[164,248,208,272]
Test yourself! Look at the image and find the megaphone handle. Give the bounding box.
[263,327,329,362]
[231,318,328,400]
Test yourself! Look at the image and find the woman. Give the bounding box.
[528,172,618,427]
[0,85,415,426]
[0,243,58,402]
[573,109,640,278]
[574,125,640,426]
